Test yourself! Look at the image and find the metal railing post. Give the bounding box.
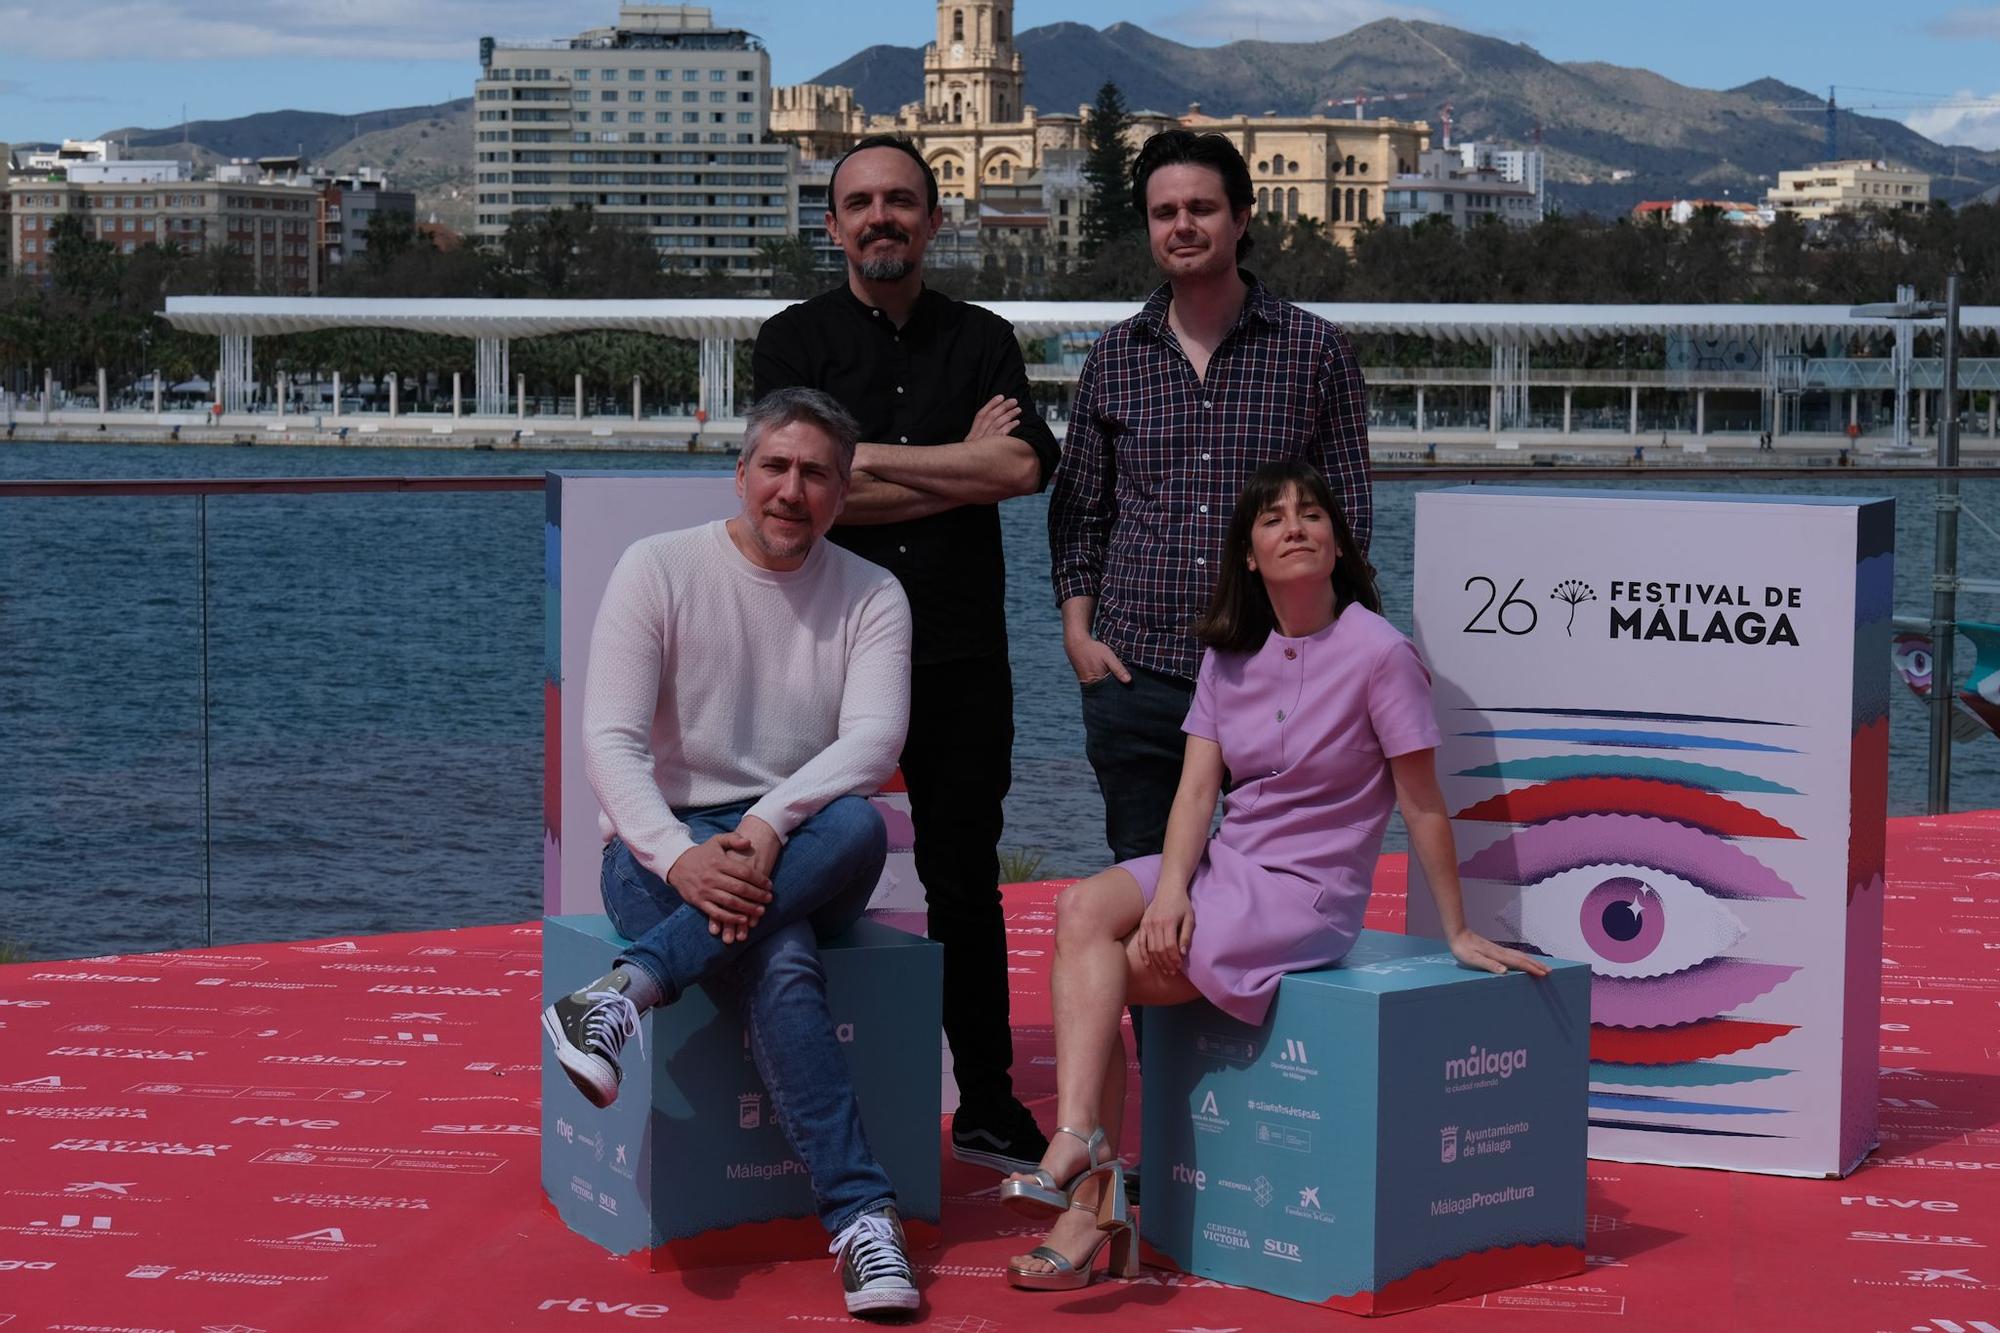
[1929,274,1962,815]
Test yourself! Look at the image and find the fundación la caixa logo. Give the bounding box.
[1461,575,1805,647]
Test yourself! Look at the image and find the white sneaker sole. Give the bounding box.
[845,1282,920,1315]
[541,1004,619,1109]
[949,1141,1041,1177]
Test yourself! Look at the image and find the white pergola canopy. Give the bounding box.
[160,296,2000,346]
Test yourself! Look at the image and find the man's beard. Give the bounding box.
[859,255,913,281]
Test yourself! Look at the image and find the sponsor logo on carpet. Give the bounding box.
[48,1048,201,1062]
[52,1140,229,1156]
[1851,1231,1983,1247]
[273,1192,429,1210]
[369,985,509,997]
[425,1123,537,1136]
[7,1107,147,1120]
[230,1116,339,1129]
[248,1225,377,1254]
[534,1299,670,1317]
[29,974,160,985]
[124,1081,386,1104]
[0,1077,71,1095]
[259,1055,406,1067]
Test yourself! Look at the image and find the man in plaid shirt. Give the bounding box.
[1049,129,1373,865]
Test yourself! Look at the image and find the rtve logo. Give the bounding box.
[1840,1194,1960,1213]
[1170,1163,1206,1191]
[536,1298,670,1318]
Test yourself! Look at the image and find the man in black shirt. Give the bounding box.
[753,134,1058,1176]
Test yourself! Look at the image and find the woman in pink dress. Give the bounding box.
[1001,459,1549,1290]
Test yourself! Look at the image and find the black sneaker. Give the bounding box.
[950,1097,1050,1176]
[540,974,642,1109]
[830,1205,918,1317]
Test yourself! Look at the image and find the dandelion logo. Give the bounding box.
[1550,579,1597,636]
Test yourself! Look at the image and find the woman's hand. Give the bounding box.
[1136,886,1195,973]
[1448,928,1551,978]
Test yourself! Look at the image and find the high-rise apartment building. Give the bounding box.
[472,3,795,274]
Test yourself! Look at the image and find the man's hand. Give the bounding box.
[966,393,1021,442]
[1064,632,1132,686]
[1136,885,1194,973]
[735,814,782,884]
[667,834,773,945]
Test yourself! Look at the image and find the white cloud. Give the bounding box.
[1929,7,2000,39]
[1903,90,2000,150]
[0,0,613,61]
[1162,0,1448,44]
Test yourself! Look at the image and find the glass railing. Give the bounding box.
[4,453,1998,963]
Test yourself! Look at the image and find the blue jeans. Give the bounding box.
[600,794,894,1235]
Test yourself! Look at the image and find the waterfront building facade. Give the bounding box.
[769,0,1430,254]
[7,170,319,291]
[1765,159,1930,220]
[471,2,796,276]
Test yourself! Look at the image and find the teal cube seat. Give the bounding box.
[540,913,942,1269]
[1139,929,1590,1315]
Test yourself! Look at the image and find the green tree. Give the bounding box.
[1081,81,1140,258]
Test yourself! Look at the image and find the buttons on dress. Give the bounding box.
[1276,709,1286,721]
[1284,647,1297,659]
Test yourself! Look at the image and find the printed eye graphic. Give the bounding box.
[1463,813,1799,1029]
[1890,634,1934,695]
[1493,864,1746,980]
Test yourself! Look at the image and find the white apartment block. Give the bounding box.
[1381,146,1544,230]
[472,3,796,274]
[1765,159,1929,221]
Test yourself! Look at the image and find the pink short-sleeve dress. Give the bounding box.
[1120,605,1442,1024]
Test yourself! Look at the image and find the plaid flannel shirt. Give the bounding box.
[1048,274,1373,682]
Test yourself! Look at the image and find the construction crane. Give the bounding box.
[1326,91,1419,121]
[1777,85,2000,160]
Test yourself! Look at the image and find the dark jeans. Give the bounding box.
[902,650,1018,1111]
[600,796,893,1234]
[1080,665,1198,863]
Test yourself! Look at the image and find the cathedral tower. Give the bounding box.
[922,1,1025,125]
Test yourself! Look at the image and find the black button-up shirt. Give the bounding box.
[753,284,1060,666]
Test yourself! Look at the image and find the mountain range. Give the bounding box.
[809,18,2000,215]
[37,17,1998,227]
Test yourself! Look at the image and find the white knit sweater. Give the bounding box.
[582,520,913,879]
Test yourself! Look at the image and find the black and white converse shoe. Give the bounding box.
[540,973,643,1109]
[830,1206,919,1318]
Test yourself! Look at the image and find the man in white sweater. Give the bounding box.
[541,387,920,1318]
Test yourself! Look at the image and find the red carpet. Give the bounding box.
[3,811,1998,1331]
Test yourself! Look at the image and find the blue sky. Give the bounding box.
[5,1,2000,148]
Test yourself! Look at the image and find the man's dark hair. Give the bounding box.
[828,134,939,213]
[1129,129,1257,259]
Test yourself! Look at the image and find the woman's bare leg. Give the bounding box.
[1009,873,1199,1278]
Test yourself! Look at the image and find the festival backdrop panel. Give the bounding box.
[543,472,925,918]
[1407,487,1892,1177]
